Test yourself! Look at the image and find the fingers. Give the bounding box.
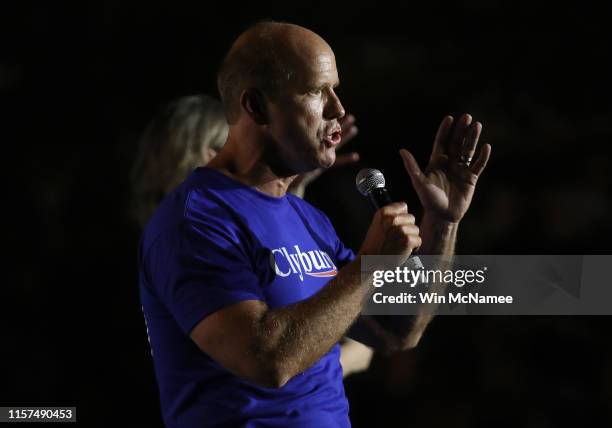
[380,205,418,237]
[294,149,359,194]
[379,203,421,254]
[445,114,488,175]
[461,121,482,160]
[399,149,424,184]
[448,113,472,158]
[391,213,417,227]
[333,152,360,167]
[339,114,356,131]
[430,115,454,161]
[469,143,491,176]
[362,202,421,257]
[338,114,358,148]
[379,202,409,217]
[301,168,324,183]
[401,226,422,252]
[287,169,323,196]
[379,206,418,232]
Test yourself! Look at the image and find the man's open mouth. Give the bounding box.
[322,130,342,146]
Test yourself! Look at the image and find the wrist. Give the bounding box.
[421,212,460,229]
[418,212,459,255]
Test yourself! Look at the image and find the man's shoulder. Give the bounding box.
[141,168,239,255]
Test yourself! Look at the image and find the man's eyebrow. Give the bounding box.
[311,80,340,89]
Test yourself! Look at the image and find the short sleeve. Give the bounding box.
[334,237,356,268]
[143,219,266,335]
[316,208,356,268]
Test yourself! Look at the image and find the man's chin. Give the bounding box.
[318,151,336,169]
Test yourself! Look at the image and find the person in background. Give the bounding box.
[130,95,228,229]
[130,93,373,377]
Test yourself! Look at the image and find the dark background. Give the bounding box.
[3,2,612,427]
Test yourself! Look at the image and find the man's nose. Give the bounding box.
[324,89,345,120]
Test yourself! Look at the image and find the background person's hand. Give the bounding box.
[399,114,491,223]
[289,114,360,197]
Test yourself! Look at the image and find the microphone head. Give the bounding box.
[356,168,386,196]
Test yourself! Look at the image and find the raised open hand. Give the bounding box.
[399,114,491,223]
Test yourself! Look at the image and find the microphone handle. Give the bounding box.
[367,187,393,210]
[367,187,423,269]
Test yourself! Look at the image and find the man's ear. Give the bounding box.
[240,88,268,125]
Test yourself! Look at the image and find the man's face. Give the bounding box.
[264,43,345,174]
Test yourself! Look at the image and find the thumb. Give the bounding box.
[399,149,423,183]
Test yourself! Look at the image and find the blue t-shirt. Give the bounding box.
[139,167,356,428]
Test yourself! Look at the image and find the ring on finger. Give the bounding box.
[457,154,472,167]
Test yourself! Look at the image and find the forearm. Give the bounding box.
[403,213,458,343]
[244,203,422,384]
[417,213,458,256]
[254,258,371,386]
[368,214,459,349]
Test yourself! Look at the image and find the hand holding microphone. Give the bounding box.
[356,169,421,265]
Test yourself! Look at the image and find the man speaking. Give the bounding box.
[138,21,490,428]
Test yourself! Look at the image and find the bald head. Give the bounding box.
[217,21,335,124]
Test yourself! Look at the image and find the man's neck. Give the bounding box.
[207,135,297,198]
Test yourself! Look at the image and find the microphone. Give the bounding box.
[356,168,423,269]
[355,168,392,210]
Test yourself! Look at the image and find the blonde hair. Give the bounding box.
[130,95,228,228]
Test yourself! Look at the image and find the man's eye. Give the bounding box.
[309,89,322,95]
